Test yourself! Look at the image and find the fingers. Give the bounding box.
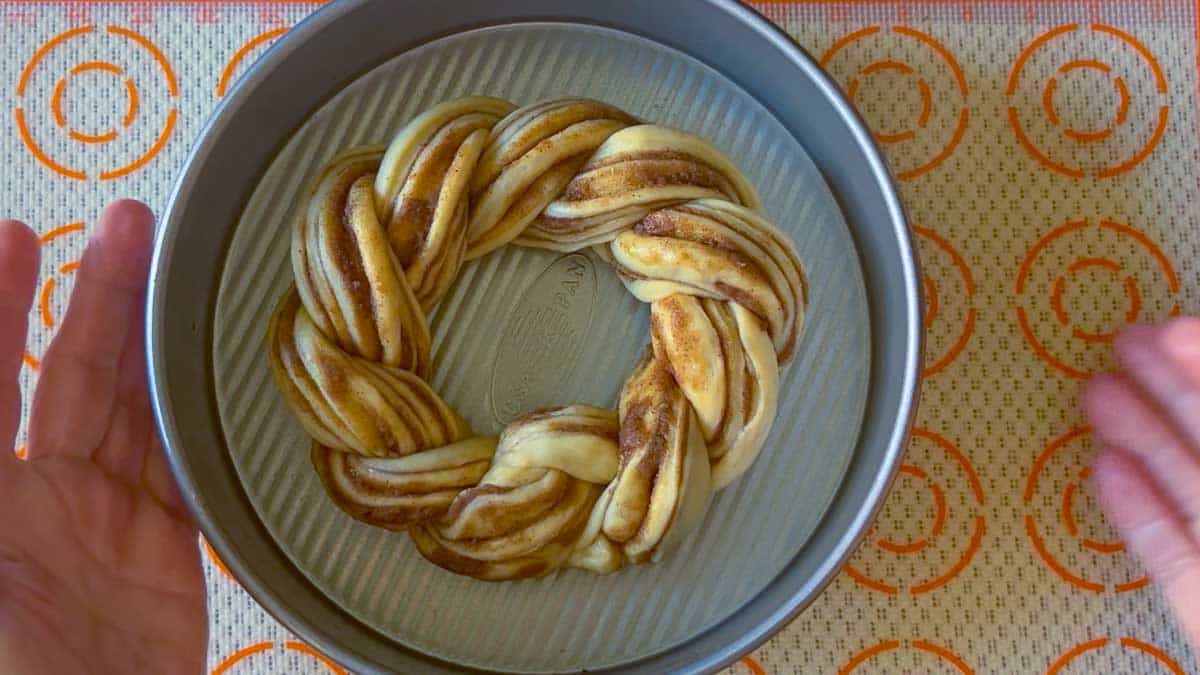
[1092,319,1200,649]
[1093,448,1200,646]
[90,292,192,523]
[142,435,193,523]
[28,200,155,460]
[1083,374,1200,522]
[0,219,40,457]
[92,319,153,486]
[1116,319,1200,450]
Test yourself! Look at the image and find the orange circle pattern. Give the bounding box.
[14,25,178,181]
[1045,637,1184,674]
[50,60,135,144]
[738,655,767,675]
[874,464,947,554]
[1014,218,1180,379]
[822,25,969,180]
[844,428,985,596]
[914,225,976,377]
[1007,23,1168,179]
[216,26,289,98]
[21,221,87,373]
[201,535,237,582]
[1024,426,1149,593]
[211,640,346,675]
[838,639,973,675]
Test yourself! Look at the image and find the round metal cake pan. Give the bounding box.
[147,1,921,673]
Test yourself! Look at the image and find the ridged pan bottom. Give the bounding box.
[213,22,871,673]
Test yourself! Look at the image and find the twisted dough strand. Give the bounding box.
[375,96,515,310]
[269,292,469,457]
[291,148,431,374]
[267,97,807,580]
[519,124,761,252]
[411,405,623,580]
[468,99,636,258]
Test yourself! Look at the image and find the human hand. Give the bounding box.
[0,201,206,674]
[1085,318,1200,651]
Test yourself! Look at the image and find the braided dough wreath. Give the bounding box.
[267,97,807,581]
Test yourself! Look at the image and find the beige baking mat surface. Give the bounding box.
[2,1,1198,673]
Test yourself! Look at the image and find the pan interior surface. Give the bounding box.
[212,22,870,673]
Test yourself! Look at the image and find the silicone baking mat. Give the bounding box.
[2,1,1197,673]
